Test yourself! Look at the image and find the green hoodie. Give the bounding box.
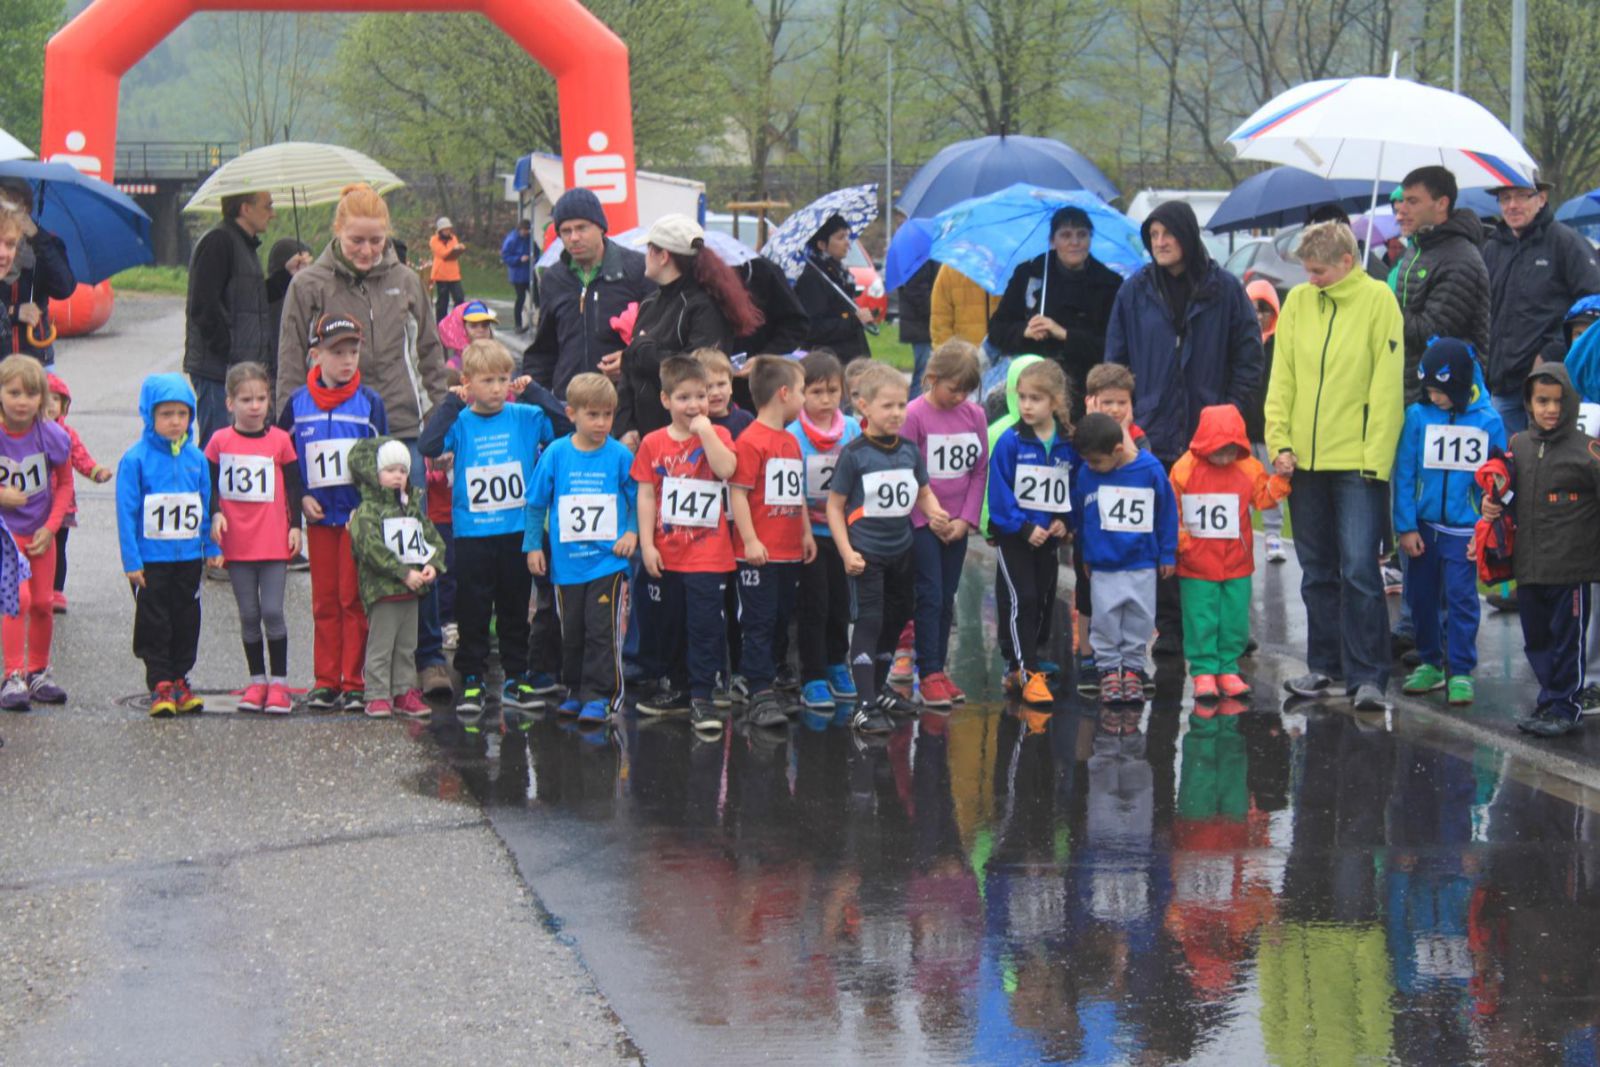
[347,436,447,610]
[980,354,1044,534]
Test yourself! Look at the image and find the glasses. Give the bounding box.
[1496,189,1541,204]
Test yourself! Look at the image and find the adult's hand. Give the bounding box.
[598,351,623,381]
[1273,451,1297,477]
[287,252,313,274]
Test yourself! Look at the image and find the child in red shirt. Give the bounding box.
[44,374,112,614]
[204,362,303,714]
[630,355,738,734]
[729,357,813,727]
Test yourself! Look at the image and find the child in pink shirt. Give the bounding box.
[45,374,112,613]
[204,362,303,714]
[899,340,989,708]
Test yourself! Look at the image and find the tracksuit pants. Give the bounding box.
[850,550,915,703]
[1405,525,1479,676]
[365,597,419,700]
[912,526,968,676]
[307,523,367,691]
[530,574,561,678]
[1520,583,1590,722]
[638,570,726,699]
[736,561,799,694]
[1090,567,1156,675]
[133,559,202,690]
[556,570,627,707]
[995,533,1059,674]
[1180,576,1251,676]
[453,532,532,681]
[798,536,851,681]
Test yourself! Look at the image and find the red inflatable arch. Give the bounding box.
[38,0,640,335]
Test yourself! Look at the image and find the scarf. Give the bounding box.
[331,242,370,281]
[306,366,361,411]
[798,407,844,452]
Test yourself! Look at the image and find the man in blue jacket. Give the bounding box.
[500,218,534,333]
[1105,199,1263,655]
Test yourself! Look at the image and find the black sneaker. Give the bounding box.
[875,688,918,719]
[1518,710,1581,737]
[638,686,691,717]
[1580,684,1600,716]
[340,689,366,713]
[305,686,340,710]
[774,664,801,692]
[1390,631,1416,658]
[690,697,725,735]
[456,675,486,714]
[502,675,543,710]
[850,700,893,735]
[747,690,790,729]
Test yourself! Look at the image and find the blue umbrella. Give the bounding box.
[898,135,1118,219]
[926,184,1147,298]
[760,183,878,282]
[1558,193,1600,227]
[1455,187,1501,219]
[883,217,934,292]
[1207,167,1397,233]
[0,161,153,284]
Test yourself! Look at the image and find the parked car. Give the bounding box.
[843,239,887,322]
[1222,226,1306,298]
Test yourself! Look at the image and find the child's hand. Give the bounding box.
[924,503,951,527]
[451,383,471,403]
[126,569,145,590]
[92,466,112,483]
[1466,538,1478,562]
[1159,564,1175,579]
[527,549,547,576]
[403,568,427,592]
[302,495,325,522]
[928,512,951,537]
[803,534,817,564]
[1028,524,1050,547]
[1480,498,1503,521]
[211,513,228,545]
[420,564,437,583]
[206,554,226,571]
[744,540,769,567]
[1047,519,1068,540]
[288,527,302,556]
[509,376,531,396]
[0,487,26,509]
[1398,531,1425,558]
[26,528,52,557]
[612,531,637,558]
[688,414,714,439]
[642,542,663,578]
[843,549,865,576]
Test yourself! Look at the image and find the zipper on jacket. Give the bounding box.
[1438,410,1455,526]
[1307,291,1338,468]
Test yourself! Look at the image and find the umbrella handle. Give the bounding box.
[26,321,57,349]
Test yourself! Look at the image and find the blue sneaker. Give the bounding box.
[526,672,561,696]
[1037,659,1061,676]
[578,699,610,724]
[556,698,582,717]
[802,680,835,710]
[831,702,853,728]
[827,664,857,701]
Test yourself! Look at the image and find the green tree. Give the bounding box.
[0,0,65,150]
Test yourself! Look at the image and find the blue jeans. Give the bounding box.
[909,343,932,399]
[1290,470,1390,691]
[911,525,966,674]
[1405,525,1478,675]
[192,375,229,450]
[1492,391,1528,434]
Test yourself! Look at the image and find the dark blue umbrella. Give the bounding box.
[897,135,1118,219]
[0,161,153,284]
[1207,167,1398,233]
[1557,193,1600,227]
[1455,187,1501,219]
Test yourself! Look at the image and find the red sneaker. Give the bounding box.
[918,671,958,709]
[1099,671,1123,704]
[946,678,967,703]
[172,677,204,714]
[394,688,431,718]
[1218,674,1252,698]
[51,591,66,614]
[1193,675,1219,702]
[238,682,269,712]
[263,684,294,715]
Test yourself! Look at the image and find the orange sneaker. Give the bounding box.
[1193,675,1220,702]
[1022,671,1055,705]
[1218,674,1252,698]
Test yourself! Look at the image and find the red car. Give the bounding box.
[844,239,887,322]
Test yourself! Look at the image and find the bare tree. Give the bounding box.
[726,0,818,200]
[211,13,328,146]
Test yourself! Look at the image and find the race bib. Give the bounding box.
[1579,402,1600,437]
[466,461,525,512]
[0,452,47,498]
[660,475,722,528]
[927,432,982,479]
[1098,485,1154,533]
[763,458,804,507]
[862,469,917,518]
[1182,493,1239,539]
[558,493,618,542]
[1014,464,1070,510]
[304,438,356,489]
[1422,423,1488,472]
[143,492,203,541]
[218,453,275,503]
[805,454,837,500]
[382,516,432,564]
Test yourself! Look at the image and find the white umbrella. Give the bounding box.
[1226,69,1538,257]
[184,142,404,213]
[0,127,34,163]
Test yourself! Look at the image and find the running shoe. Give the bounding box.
[305,686,340,710]
[27,669,67,704]
[337,689,364,714]
[1265,535,1286,563]
[148,681,174,718]
[1218,674,1252,698]
[393,689,430,718]
[690,697,725,735]
[802,680,835,710]
[365,698,393,719]
[264,684,294,715]
[456,676,486,714]
[238,682,269,713]
[918,671,958,709]
[578,700,611,725]
[173,677,205,714]
[826,664,857,702]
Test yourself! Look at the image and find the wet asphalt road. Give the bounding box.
[7,294,1600,1064]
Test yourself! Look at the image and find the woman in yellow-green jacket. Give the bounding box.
[1264,220,1404,710]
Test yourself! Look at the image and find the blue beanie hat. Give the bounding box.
[1419,337,1475,411]
[551,187,608,231]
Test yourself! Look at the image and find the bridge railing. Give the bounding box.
[116,141,240,181]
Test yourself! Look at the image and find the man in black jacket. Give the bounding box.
[185,190,307,446]
[0,179,76,367]
[897,258,937,397]
[1483,178,1600,432]
[522,187,652,401]
[1393,166,1491,406]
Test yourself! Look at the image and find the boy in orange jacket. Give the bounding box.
[1169,405,1290,703]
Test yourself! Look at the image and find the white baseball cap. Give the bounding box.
[646,213,704,256]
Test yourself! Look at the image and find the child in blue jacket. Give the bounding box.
[117,373,220,716]
[1395,338,1507,705]
[1071,411,1178,704]
[987,359,1077,705]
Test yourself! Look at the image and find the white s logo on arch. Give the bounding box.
[573,131,629,204]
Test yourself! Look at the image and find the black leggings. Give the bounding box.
[798,537,851,681]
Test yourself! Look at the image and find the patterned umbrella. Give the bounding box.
[760,183,878,282]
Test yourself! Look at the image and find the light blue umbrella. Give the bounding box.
[927,184,1147,299]
[760,183,879,282]
[884,217,934,292]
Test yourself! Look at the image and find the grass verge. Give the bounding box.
[109,266,189,295]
